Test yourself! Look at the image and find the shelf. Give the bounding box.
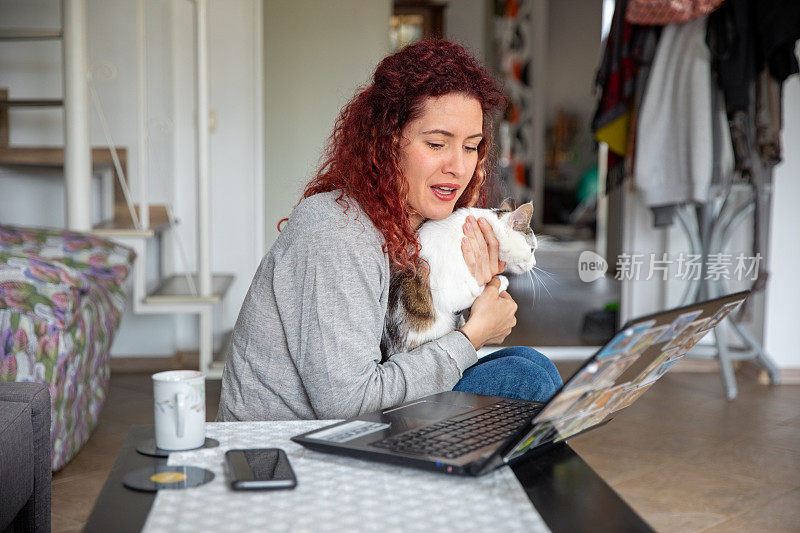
[91,205,172,238]
[0,99,63,108]
[0,146,127,167]
[144,273,235,305]
[0,29,63,41]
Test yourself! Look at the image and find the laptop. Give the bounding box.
[292,290,749,476]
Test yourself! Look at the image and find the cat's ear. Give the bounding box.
[499,197,515,212]
[507,203,534,231]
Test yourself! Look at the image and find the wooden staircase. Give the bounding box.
[0,84,232,376]
[1,88,162,235]
[92,204,171,237]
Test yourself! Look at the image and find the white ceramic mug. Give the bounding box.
[152,370,206,450]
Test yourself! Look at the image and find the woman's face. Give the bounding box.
[399,93,483,230]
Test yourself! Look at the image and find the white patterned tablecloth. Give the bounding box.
[142,421,550,533]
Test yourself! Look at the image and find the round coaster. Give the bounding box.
[136,438,220,458]
[122,465,214,492]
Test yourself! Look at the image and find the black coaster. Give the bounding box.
[136,438,220,458]
[122,465,214,492]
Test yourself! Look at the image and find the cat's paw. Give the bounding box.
[467,277,484,299]
[497,275,509,293]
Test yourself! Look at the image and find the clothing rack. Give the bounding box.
[674,180,781,400]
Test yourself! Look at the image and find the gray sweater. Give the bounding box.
[217,191,477,421]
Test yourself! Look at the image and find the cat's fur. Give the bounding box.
[381,200,537,357]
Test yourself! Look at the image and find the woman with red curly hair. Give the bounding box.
[218,40,561,422]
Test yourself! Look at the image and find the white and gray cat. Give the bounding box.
[381,199,537,357]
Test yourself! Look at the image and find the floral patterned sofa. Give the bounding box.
[0,225,135,471]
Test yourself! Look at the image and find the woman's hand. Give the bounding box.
[461,215,506,286]
[460,277,518,350]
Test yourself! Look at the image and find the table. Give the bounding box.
[85,425,652,532]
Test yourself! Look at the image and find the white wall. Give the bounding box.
[764,66,800,370]
[263,0,391,249]
[0,0,62,148]
[545,0,603,125]
[167,0,264,352]
[0,0,164,226]
[0,0,263,356]
[0,0,178,356]
[0,0,398,358]
[444,0,489,64]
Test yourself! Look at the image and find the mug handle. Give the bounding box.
[175,392,187,438]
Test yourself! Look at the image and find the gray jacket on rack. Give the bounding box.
[634,17,733,215]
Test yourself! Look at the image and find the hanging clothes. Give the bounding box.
[592,0,638,158]
[633,17,733,218]
[706,0,755,112]
[754,0,800,83]
[706,0,800,316]
[625,0,725,26]
[591,0,660,193]
[706,0,759,176]
[707,0,800,172]
[756,70,783,168]
[624,28,660,180]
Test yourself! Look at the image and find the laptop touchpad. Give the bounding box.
[384,401,474,421]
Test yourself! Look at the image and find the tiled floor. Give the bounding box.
[51,367,800,532]
[563,363,800,532]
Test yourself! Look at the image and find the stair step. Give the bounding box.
[0,99,63,108]
[0,29,63,41]
[0,145,127,167]
[91,205,172,238]
[144,274,235,305]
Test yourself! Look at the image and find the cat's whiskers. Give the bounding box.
[532,265,561,291]
[532,264,558,283]
[530,268,553,300]
[526,270,538,304]
[530,270,550,294]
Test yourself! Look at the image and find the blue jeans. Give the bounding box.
[453,346,563,402]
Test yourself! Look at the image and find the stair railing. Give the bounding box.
[87,64,141,230]
[63,0,92,231]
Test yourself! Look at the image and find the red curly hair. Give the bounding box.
[294,39,506,272]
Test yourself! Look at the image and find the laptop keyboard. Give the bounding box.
[369,400,541,459]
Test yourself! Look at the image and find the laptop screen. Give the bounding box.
[502,291,749,462]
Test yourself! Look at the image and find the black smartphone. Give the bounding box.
[224,448,297,490]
